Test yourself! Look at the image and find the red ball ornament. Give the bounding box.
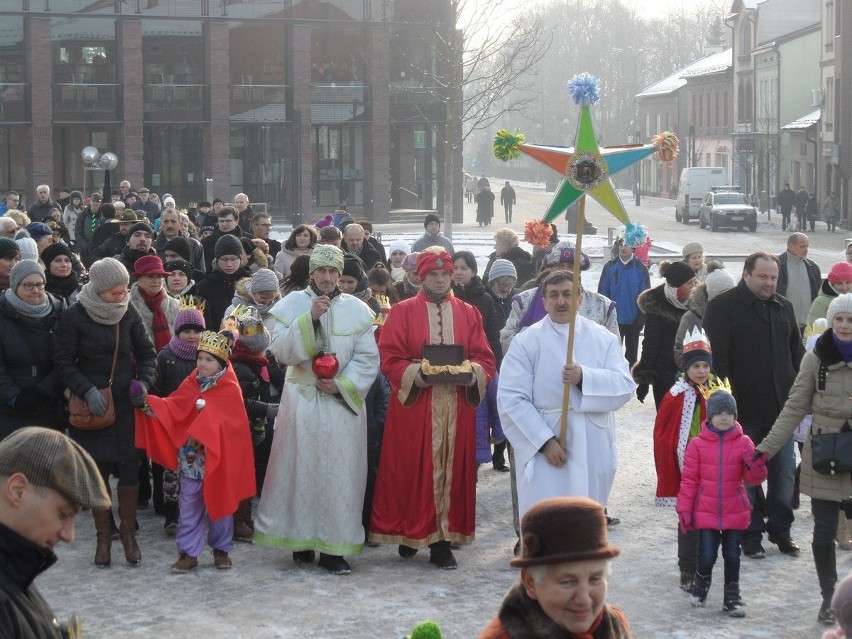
[312,352,339,379]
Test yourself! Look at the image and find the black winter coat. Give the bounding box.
[54,302,157,464]
[0,523,63,639]
[483,247,535,288]
[151,345,197,396]
[703,279,803,438]
[0,294,65,438]
[632,284,686,406]
[194,267,249,330]
[452,275,502,367]
[201,228,244,271]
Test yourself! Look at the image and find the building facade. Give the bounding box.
[0,0,459,223]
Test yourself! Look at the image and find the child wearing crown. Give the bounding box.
[676,389,767,617]
[133,325,255,573]
[653,328,722,591]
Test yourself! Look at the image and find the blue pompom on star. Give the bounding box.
[568,73,600,107]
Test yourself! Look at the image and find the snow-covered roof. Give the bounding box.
[637,49,732,98]
[782,109,820,130]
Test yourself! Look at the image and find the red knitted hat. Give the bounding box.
[828,261,852,284]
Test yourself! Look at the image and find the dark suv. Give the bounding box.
[698,190,757,232]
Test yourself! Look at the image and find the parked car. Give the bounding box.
[675,166,728,223]
[698,189,758,232]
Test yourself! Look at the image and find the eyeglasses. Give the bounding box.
[218,256,241,264]
[20,282,46,291]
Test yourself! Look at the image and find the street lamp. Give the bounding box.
[81,146,118,197]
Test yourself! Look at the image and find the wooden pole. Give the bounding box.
[559,195,585,449]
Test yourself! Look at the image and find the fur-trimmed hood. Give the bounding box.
[637,283,686,323]
[684,282,709,320]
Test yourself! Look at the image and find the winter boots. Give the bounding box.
[117,485,141,565]
[171,553,198,574]
[679,569,694,593]
[722,582,746,617]
[212,549,232,569]
[814,543,838,625]
[92,507,112,568]
[163,501,178,537]
[492,441,509,472]
[690,572,711,607]
[233,498,254,542]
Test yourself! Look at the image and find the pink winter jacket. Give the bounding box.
[676,421,767,531]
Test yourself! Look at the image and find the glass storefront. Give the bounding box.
[229,124,288,212]
[143,21,206,122]
[53,126,116,195]
[312,124,364,208]
[0,16,25,125]
[143,125,205,204]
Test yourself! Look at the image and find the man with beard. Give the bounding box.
[114,222,156,280]
[154,209,206,275]
[254,244,378,575]
[370,247,496,570]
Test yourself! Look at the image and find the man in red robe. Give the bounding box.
[370,246,496,569]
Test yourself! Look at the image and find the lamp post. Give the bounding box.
[81,146,118,198]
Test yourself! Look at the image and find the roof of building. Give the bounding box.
[781,109,820,130]
[637,49,732,98]
[755,0,820,46]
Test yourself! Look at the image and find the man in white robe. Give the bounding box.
[253,244,379,575]
[498,270,635,523]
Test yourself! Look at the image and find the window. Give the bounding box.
[724,91,729,127]
[715,92,720,127]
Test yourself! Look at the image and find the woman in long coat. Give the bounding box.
[54,257,157,568]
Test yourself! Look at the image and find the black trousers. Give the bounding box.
[618,322,643,369]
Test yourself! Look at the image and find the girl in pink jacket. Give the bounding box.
[676,390,768,617]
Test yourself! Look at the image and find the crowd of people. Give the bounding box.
[3,182,852,638]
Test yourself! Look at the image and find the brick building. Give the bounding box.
[0,0,459,223]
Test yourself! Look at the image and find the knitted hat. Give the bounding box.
[704,265,736,300]
[488,259,517,283]
[174,297,206,334]
[164,236,192,262]
[70,190,83,201]
[388,239,410,257]
[126,222,152,242]
[215,234,244,259]
[0,426,109,509]
[827,293,852,325]
[41,242,74,266]
[661,260,695,288]
[424,213,441,228]
[25,221,52,240]
[831,572,852,636]
[342,254,366,281]
[248,268,280,295]
[510,497,620,568]
[164,259,193,279]
[163,196,176,208]
[681,241,704,258]
[0,237,19,259]
[706,390,737,421]
[828,261,852,284]
[417,247,454,280]
[452,250,477,274]
[680,327,712,371]
[89,257,130,294]
[401,252,421,273]
[9,259,44,292]
[15,237,39,262]
[544,242,591,270]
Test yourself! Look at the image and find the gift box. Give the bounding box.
[421,344,472,384]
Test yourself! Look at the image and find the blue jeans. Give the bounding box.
[745,436,795,541]
[697,529,742,584]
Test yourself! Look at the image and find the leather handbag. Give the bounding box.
[67,325,119,431]
[811,422,852,476]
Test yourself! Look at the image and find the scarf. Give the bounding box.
[45,272,79,300]
[231,340,268,375]
[4,288,53,319]
[198,365,227,392]
[497,582,631,639]
[309,281,341,301]
[77,282,130,325]
[423,287,449,304]
[139,287,170,350]
[664,284,688,310]
[168,334,198,361]
[832,332,852,363]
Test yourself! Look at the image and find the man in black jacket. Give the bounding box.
[778,183,795,232]
[201,206,244,270]
[0,427,110,639]
[703,251,805,559]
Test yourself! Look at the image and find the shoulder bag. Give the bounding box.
[67,324,119,430]
[811,421,852,476]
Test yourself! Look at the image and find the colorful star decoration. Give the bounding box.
[493,73,679,226]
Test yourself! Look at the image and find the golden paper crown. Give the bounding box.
[223,304,264,336]
[198,330,234,362]
[698,376,732,401]
[179,295,206,312]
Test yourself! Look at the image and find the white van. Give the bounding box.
[675,167,728,223]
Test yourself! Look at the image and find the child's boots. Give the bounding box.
[690,572,711,607]
[723,582,746,617]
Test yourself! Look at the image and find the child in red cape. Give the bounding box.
[134,328,255,573]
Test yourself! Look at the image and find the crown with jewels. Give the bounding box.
[198,329,235,362]
[179,295,206,312]
[698,376,733,401]
[222,304,264,336]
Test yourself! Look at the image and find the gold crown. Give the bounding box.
[698,376,732,401]
[198,330,234,362]
[179,295,206,312]
[222,304,264,336]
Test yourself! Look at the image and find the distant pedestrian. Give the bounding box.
[823,192,841,233]
[778,183,795,232]
[500,181,516,223]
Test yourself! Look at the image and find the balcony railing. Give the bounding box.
[229,85,288,122]
[53,83,118,121]
[0,82,27,123]
[144,84,206,118]
[310,84,370,123]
